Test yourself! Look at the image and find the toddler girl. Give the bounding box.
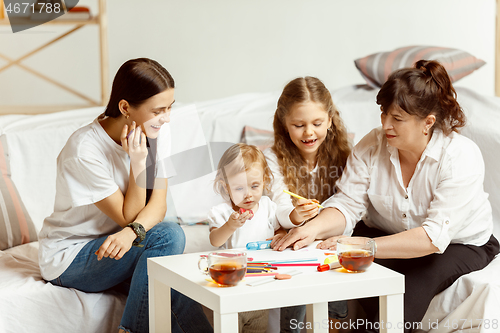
[208,143,284,333]
[264,76,351,332]
[209,142,284,250]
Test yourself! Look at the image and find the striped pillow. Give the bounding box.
[0,135,37,250]
[354,46,486,88]
[240,126,274,150]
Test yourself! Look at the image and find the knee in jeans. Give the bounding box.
[149,222,186,254]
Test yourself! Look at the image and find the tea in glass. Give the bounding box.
[338,250,374,272]
[198,251,247,286]
[337,237,376,272]
[209,262,246,286]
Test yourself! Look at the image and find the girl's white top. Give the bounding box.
[264,148,320,229]
[207,196,279,249]
[323,127,493,253]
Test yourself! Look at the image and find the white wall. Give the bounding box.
[0,0,496,110]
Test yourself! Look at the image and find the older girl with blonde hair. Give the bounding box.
[264,76,351,332]
[265,76,351,229]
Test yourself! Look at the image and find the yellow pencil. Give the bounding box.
[283,190,324,208]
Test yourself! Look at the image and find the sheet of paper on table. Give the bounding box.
[244,240,336,277]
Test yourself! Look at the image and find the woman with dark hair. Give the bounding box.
[38,58,213,333]
[275,60,499,332]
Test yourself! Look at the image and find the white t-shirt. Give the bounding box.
[207,196,280,249]
[38,116,172,281]
[323,127,493,254]
[263,148,320,229]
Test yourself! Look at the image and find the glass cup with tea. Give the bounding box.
[198,251,247,286]
[337,237,376,272]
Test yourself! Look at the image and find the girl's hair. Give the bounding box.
[104,58,175,117]
[376,59,466,135]
[271,76,351,203]
[214,143,273,203]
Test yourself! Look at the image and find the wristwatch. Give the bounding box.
[126,222,146,247]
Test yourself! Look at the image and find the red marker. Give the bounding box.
[317,261,342,272]
[239,208,254,220]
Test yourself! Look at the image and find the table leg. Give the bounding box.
[149,277,171,333]
[379,294,404,333]
[305,302,329,333]
[213,311,238,333]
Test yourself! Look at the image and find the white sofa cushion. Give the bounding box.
[0,107,103,232]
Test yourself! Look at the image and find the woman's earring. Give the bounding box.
[424,129,428,136]
[125,114,130,119]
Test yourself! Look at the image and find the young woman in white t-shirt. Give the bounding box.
[38,58,212,333]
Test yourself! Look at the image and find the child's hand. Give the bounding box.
[270,228,288,249]
[294,198,320,223]
[227,210,253,229]
[239,208,254,220]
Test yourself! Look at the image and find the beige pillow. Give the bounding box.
[240,126,274,151]
[354,45,486,88]
[0,135,38,250]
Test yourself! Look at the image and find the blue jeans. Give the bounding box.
[49,222,213,333]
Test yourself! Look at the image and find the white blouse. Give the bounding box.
[264,148,319,229]
[323,127,493,253]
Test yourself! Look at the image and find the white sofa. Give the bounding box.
[0,86,499,332]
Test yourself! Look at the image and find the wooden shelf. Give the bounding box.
[0,0,109,115]
[0,104,102,115]
[0,17,99,26]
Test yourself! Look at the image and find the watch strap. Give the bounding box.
[126,222,146,247]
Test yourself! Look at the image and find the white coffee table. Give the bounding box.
[148,250,404,333]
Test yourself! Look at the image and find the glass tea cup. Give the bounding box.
[337,237,376,272]
[198,251,247,286]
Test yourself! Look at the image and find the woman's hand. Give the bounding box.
[273,222,319,251]
[95,227,137,261]
[293,198,320,223]
[227,211,253,229]
[317,235,347,250]
[120,121,148,164]
[270,227,288,249]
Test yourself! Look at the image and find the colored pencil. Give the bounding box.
[271,263,320,267]
[283,190,324,208]
[247,265,278,270]
[246,269,271,273]
[250,257,318,264]
[245,272,278,277]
